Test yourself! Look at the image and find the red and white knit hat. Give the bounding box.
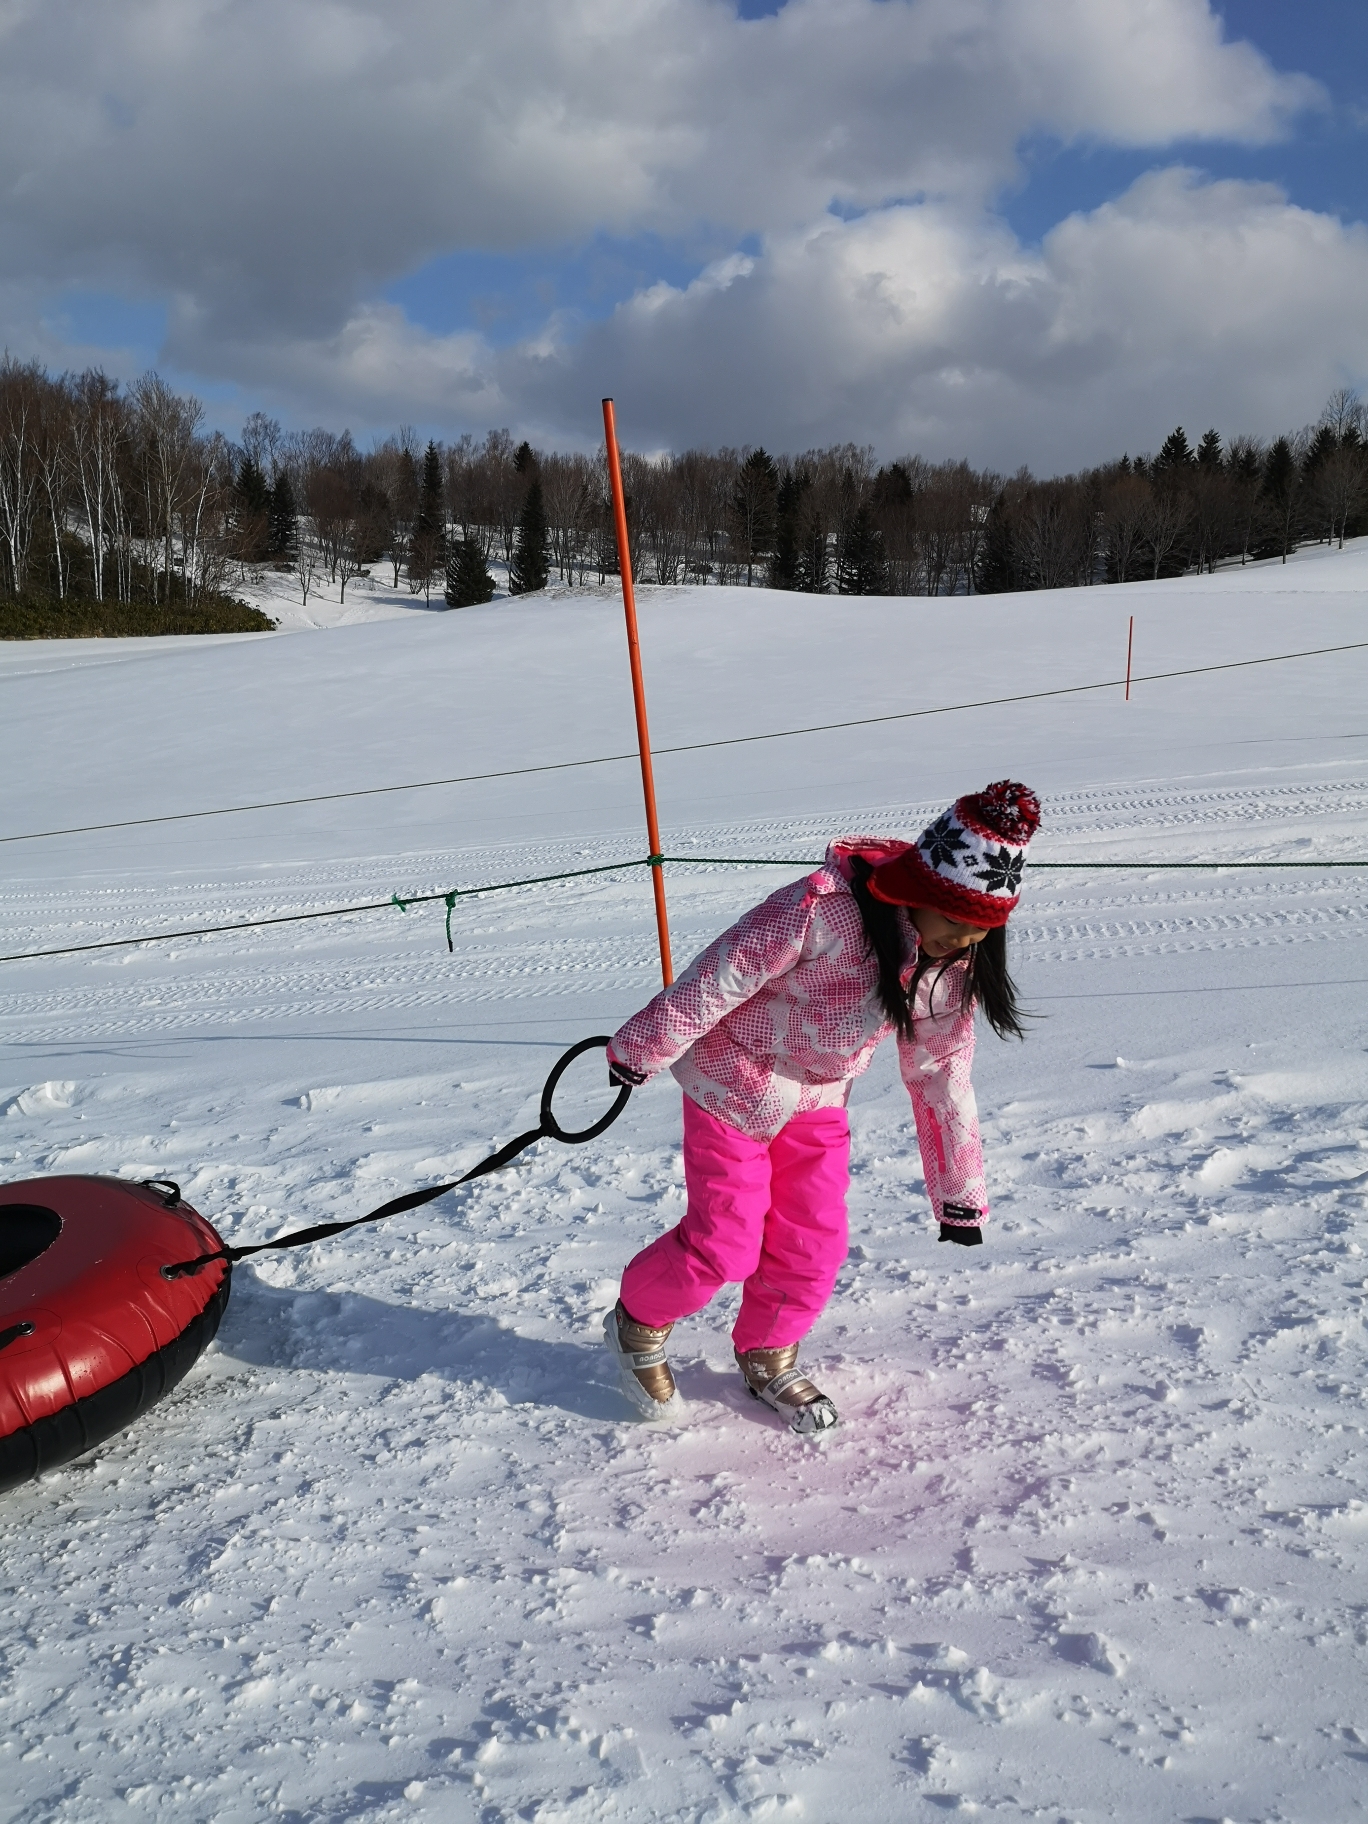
[868,780,1041,928]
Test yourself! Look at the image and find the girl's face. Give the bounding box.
[909,905,991,959]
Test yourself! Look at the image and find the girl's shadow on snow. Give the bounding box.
[215,1270,628,1422]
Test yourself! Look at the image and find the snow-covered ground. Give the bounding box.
[233,547,530,632]
[1,543,1366,1822]
[234,558,477,633]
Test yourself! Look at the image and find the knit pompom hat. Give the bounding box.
[868,780,1041,928]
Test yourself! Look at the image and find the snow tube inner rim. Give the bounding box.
[0,1205,62,1281]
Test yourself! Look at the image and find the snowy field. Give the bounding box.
[2,543,1366,1822]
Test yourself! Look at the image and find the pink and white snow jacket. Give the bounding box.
[610,839,988,1223]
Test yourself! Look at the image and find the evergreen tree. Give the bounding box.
[414,441,445,545]
[793,495,829,592]
[836,504,887,595]
[1303,422,1338,478]
[236,455,270,517]
[390,447,420,586]
[1229,440,1262,486]
[730,448,779,584]
[869,461,915,592]
[871,461,914,510]
[445,536,496,607]
[769,468,809,589]
[513,440,536,475]
[355,481,392,565]
[1154,426,1195,473]
[1188,435,1231,573]
[1257,436,1303,562]
[234,455,271,561]
[267,470,297,556]
[508,476,549,594]
[976,491,1023,594]
[408,440,447,597]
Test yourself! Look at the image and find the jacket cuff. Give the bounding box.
[606,1041,650,1084]
[940,1201,986,1226]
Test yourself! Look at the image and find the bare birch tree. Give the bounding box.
[0,358,42,596]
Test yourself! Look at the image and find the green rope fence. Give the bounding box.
[1,852,1364,965]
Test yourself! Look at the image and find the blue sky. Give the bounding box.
[383,1,1368,354]
[1003,1,1368,239]
[386,236,737,354]
[4,0,1366,468]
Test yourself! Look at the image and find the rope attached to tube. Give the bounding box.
[161,1036,631,1279]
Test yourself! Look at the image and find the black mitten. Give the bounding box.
[608,1056,648,1089]
[940,1203,984,1245]
[939,1223,983,1245]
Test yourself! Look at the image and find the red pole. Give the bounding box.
[602,398,674,986]
[1125,614,1134,702]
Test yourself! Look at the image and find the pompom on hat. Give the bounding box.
[868,780,1041,928]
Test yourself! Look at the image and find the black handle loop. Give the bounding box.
[141,1179,182,1208]
[540,1033,632,1144]
[162,1036,632,1279]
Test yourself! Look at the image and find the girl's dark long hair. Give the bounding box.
[848,855,1028,1042]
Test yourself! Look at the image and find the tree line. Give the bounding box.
[0,362,239,607]
[3,354,1365,609]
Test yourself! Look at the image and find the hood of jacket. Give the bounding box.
[821,836,914,884]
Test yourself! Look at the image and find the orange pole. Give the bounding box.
[602,398,674,986]
[1125,614,1134,702]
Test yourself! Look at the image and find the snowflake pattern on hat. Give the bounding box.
[975,845,1025,896]
[919,814,971,872]
[869,780,1041,926]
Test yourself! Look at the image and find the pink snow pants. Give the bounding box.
[620,1096,850,1352]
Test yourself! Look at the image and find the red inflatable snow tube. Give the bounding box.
[0,1175,230,1492]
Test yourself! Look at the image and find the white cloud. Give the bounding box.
[559,168,1368,468]
[0,2,1318,315]
[989,0,1319,145]
[197,169,1368,469]
[0,0,1347,461]
[186,300,505,427]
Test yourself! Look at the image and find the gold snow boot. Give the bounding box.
[735,1343,838,1434]
[604,1301,686,1421]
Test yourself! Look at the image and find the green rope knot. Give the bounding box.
[444,890,459,953]
[645,853,665,868]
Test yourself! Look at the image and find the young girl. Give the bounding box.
[602,780,1039,1433]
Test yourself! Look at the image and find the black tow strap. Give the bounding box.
[162,1036,632,1280]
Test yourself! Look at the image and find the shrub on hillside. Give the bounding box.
[0,594,276,639]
